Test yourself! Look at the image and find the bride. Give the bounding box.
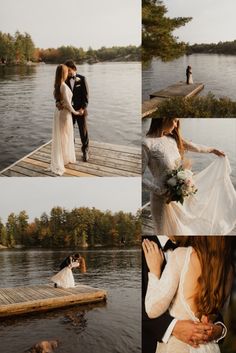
[50,64,81,175]
[51,254,86,288]
[142,117,236,235]
[143,236,233,353]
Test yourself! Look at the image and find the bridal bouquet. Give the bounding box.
[166,166,197,204]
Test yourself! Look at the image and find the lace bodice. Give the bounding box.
[142,136,212,195]
[60,82,78,115]
[145,247,221,353]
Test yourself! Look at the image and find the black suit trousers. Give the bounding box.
[72,114,89,152]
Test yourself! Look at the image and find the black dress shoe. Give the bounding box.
[54,283,57,288]
[83,150,89,162]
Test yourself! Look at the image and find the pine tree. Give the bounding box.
[142,0,192,63]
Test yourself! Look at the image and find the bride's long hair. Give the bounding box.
[177,236,233,319]
[79,256,87,273]
[146,118,184,158]
[54,64,68,101]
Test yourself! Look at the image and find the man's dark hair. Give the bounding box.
[64,59,77,70]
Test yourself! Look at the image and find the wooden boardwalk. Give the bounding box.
[142,82,204,118]
[0,139,141,177]
[0,284,107,317]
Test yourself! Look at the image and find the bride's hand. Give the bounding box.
[142,239,164,278]
[210,148,225,157]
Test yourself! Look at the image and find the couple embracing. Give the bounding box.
[50,60,89,176]
[142,235,234,353]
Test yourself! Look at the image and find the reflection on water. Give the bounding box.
[0,249,141,353]
[0,62,141,169]
[142,54,236,101]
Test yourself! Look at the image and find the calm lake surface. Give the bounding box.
[0,62,141,170]
[0,249,141,353]
[142,118,236,203]
[142,54,236,101]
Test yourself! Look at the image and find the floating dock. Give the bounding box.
[142,82,204,118]
[0,284,107,317]
[0,139,141,177]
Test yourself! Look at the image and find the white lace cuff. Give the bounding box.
[213,321,227,343]
[162,319,178,343]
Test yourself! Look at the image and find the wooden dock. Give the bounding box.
[0,284,107,317]
[142,82,204,118]
[0,139,141,177]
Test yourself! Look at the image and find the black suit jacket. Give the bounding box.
[59,255,73,270]
[142,235,174,353]
[66,74,88,110]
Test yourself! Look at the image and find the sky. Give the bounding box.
[0,0,141,49]
[0,178,141,222]
[165,0,236,44]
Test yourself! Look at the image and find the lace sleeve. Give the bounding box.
[60,83,78,115]
[183,139,212,153]
[145,250,182,318]
[142,143,167,195]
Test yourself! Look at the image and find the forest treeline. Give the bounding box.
[188,40,236,55]
[0,207,141,248]
[0,31,140,64]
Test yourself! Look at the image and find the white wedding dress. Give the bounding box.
[145,247,221,353]
[142,136,236,235]
[189,73,193,84]
[50,82,77,175]
[51,261,79,288]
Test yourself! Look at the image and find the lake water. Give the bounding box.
[0,62,141,170]
[142,54,236,101]
[142,118,236,204]
[0,249,141,353]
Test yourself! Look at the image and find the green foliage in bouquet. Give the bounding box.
[166,166,198,205]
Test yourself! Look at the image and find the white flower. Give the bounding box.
[75,77,81,83]
[167,176,177,187]
[177,169,193,180]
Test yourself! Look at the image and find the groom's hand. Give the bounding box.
[201,315,223,342]
[172,320,213,348]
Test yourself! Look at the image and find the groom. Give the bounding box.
[64,60,90,162]
[142,235,227,353]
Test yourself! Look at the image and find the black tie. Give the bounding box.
[163,239,177,252]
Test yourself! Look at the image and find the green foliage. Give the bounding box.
[0,30,140,65]
[142,0,192,64]
[39,45,140,64]
[150,94,236,118]
[0,207,141,249]
[0,31,35,64]
[188,40,236,55]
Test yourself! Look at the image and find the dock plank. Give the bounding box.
[142,82,204,118]
[0,139,141,177]
[0,284,107,317]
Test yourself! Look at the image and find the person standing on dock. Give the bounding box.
[186,65,193,84]
[50,64,80,176]
[64,60,90,162]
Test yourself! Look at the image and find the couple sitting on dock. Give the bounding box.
[49,60,90,176]
[51,253,86,288]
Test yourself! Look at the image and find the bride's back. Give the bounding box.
[168,247,201,321]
